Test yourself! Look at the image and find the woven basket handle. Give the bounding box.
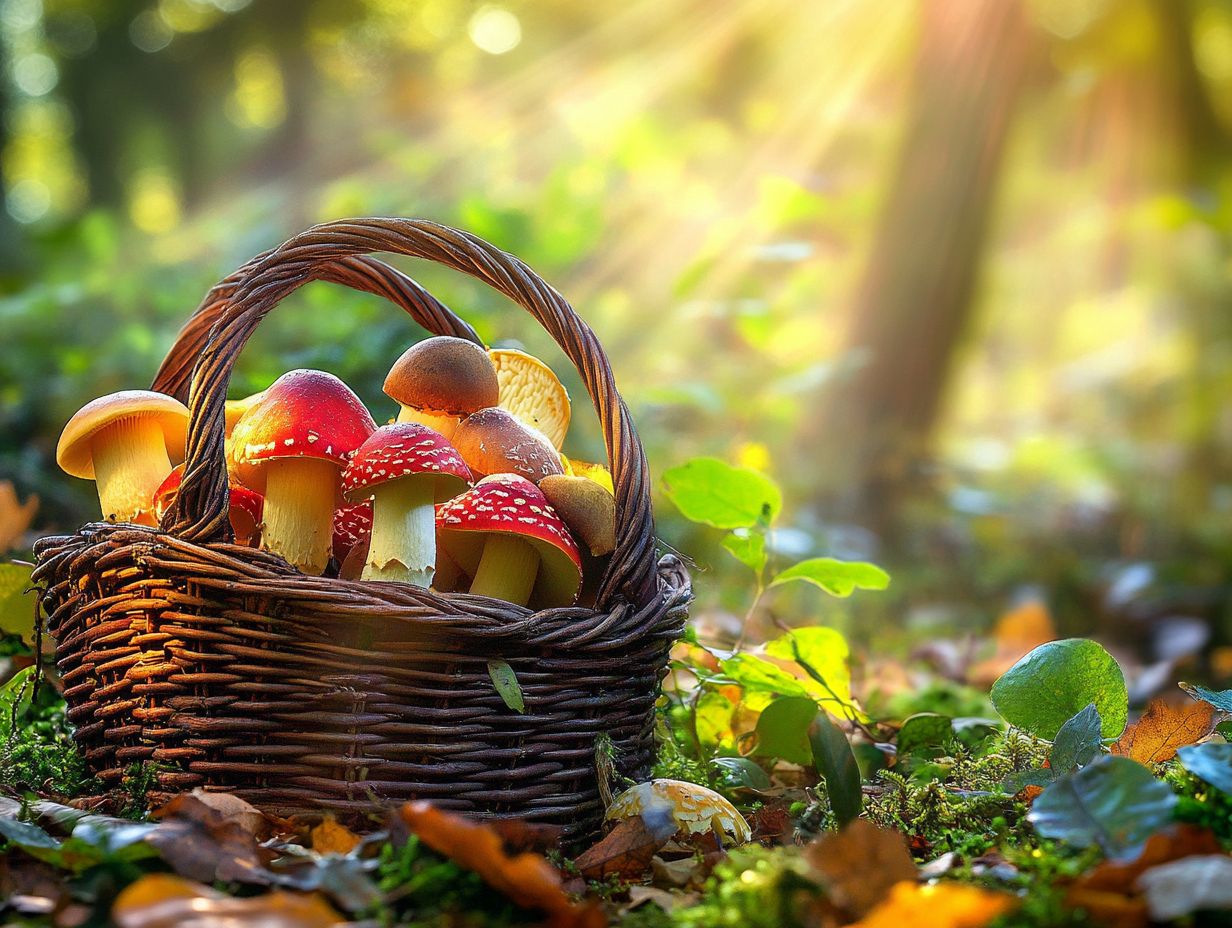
[168,218,659,610]
[151,253,481,401]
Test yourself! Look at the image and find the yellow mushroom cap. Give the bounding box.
[56,390,189,479]
[605,779,751,845]
[561,456,614,494]
[539,474,615,557]
[488,348,571,449]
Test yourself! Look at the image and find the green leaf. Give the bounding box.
[486,660,524,713]
[764,627,859,718]
[1179,683,1232,714]
[753,696,817,765]
[661,457,781,530]
[769,558,889,598]
[695,690,736,749]
[722,531,767,576]
[0,816,60,851]
[1050,704,1103,775]
[0,665,35,741]
[711,757,772,791]
[1177,743,1232,795]
[896,713,955,760]
[721,653,811,699]
[991,639,1128,740]
[0,563,35,637]
[809,711,862,826]
[1028,756,1177,860]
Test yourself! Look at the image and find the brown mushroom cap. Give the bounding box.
[56,390,189,479]
[383,336,499,418]
[606,779,751,845]
[539,474,616,557]
[488,348,571,449]
[451,407,564,483]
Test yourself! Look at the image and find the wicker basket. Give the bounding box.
[32,218,690,840]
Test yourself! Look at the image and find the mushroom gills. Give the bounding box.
[261,458,338,575]
[396,406,458,440]
[91,415,173,524]
[469,535,540,606]
[363,478,437,586]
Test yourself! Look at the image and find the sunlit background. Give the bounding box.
[3,0,1232,673]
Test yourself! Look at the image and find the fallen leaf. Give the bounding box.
[1137,855,1232,920]
[112,873,343,928]
[805,820,916,917]
[651,854,711,889]
[147,794,276,884]
[573,815,675,881]
[310,817,361,855]
[1111,698,1217,763]
[624,885,700,913]
[849,881,1017,928]
[968,599,1056,686]
[398,802,604,927]
[0,481,38,552]
[178,789,277,839]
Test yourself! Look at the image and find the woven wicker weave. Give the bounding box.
[32,218,690,839]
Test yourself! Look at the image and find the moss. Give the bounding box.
[0,686,97,797]
[1164,763,1232,843]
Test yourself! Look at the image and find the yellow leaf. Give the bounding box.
[1112,698,1217,764]
[849,882,1017,928]
[310,816,361,855]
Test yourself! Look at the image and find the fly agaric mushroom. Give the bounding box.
[488,348,571,449]
[341,423,472,586]
[332,501,372,580]
[606,779,751,848]
[56,390,189,525]
[152,465,263,546]
[451,408,563,484]
[539,474,616,557]
[437,473,581,608]
[229,369,375,575]
[383,336,499,440]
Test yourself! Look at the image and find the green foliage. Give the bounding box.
[0,563,35,637]
[1,678,95,797]
[487,660,525,714]
[1028,756,1177,861]
[1047,704,1103,776]
[1165,764,1232,842]
[753,696,816,765]
[769,558,890,597]
[661,458,781,530]
[808,711,862,826]
[990,639,1128,741]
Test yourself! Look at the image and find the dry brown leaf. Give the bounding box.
[398,802,604,928]
[624,885,701,913]
[147,794,276,884]
[968,599,1055,686]
[573,815,673,881]
[1111,698,1217,764]
[179,789,275,839]
[849,881,1017,928]
[0,481,38,552]
[806,820,916,917]
[310,816,361,855]
[112,874,343,928]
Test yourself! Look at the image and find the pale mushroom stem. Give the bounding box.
[362,479,437,587]
[396,406,459,440]
[91,416,173,525]
[261,458,338,575]
[469,535,539,606]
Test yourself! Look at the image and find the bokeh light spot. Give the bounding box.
[130,11,173,52]
[6,178,50,223]
[128,169,181,234]
[225,46,286,129]
[12,53,58,96]
[468,6,521,55]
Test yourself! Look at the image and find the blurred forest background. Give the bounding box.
[3,0,1232,669]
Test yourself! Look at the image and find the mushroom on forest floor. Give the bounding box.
[451,408,563,484]
[384,336,498,439]
[437,473,581,608]
[56,390,189,525]
[341,423,472,587]
[606,779,751,849]
[488,348,571,449]
[229,370,375,575]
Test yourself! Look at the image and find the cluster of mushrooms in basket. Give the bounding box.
[54,336,618,609]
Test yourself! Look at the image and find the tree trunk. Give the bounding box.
[807,1,1033,533]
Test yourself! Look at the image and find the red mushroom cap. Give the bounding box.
[437,473,582,608]
[153,464,264,544]
[332,501,373,564]
[229,370,376,492]
[341,423,472,503]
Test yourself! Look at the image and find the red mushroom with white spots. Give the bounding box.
[437,473,581,608]
[332,501,372,580]
[229,369,375,575]
[341,423,472,587]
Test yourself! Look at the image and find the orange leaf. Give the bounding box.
[310,816,361,855]
[806,820,917,917]
[968,600,1055,686]
[848,881,1017,928]
[1111,698,1217,764]
[398,803,604,928]
[0,480,38,552]
[112,874,343,928]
